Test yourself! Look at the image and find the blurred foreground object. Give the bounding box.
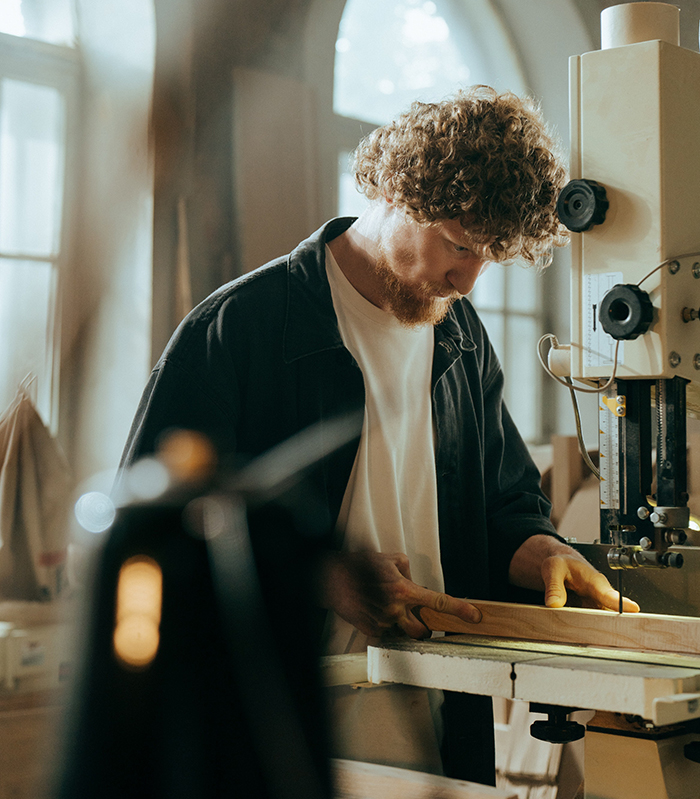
[56,415,361,799]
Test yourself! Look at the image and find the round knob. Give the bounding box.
[557,179,609,232]
[599,284,654,340]
[530,718,585,744]
[660,551,684,569]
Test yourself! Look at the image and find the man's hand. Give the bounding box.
[509,535,640,612]
[319,551,482,639]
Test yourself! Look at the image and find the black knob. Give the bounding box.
[660,551,684,569]
[599,284,654,340]
[529,704,585,743]
[685,741,700,763]
[557,179,609,232]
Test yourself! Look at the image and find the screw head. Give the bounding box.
[693,262,700,279]
[668,260,681,274]
[639,536,653,550]
[694,354,700,370]
[669,351,681,368]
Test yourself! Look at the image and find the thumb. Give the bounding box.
[542,556,568,608]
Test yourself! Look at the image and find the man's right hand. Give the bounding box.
[319,551,482,639]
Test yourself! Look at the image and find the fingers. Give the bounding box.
[390,552,413,583]
[409,584,482,624]
[594,585,640,613]
[542,554,641,612]
[326,551,482,639]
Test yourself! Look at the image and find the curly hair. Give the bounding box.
[353,86,569,268]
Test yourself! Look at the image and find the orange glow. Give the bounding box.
[113,556,163,669]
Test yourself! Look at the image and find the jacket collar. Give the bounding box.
[283,217,476,363]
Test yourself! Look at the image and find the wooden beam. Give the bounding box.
[419,600,700,656]
[550,435,586,525]
[332,758,517,799]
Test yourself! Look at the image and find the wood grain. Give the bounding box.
[419,600,700,656]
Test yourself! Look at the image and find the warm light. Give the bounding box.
[113,557,163,669]
[158,429,216,483]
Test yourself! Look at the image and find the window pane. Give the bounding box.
[0,0,75,46]
[478,311,504,364]
[334,0,474,126]
[0,258,54,423]
[0,78,66,256]
[505,315,540,442]
[471,263,505,311]
[338,150,369,217]
[507,262,539,312]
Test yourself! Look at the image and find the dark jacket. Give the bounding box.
[120,217,559,783]
[122,217,556,598]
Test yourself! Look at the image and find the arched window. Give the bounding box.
[332,0,545,443]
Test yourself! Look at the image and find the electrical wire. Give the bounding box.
[637,251,700,287]
[537,334,608,480]
[565,376,601,480]
[537,333,621,394]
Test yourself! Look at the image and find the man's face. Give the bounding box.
[373,210,492,327]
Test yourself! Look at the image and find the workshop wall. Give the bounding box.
[64,0,700,483]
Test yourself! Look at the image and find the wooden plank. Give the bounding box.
[419,600,700,656]
[332,758,518,799]
[435,633,700,669]
[550,435,586,526]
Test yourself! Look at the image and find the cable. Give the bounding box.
[538,251,700,482]
[565,376,601,480]
[637,251,700,287]
[537,333,621,394]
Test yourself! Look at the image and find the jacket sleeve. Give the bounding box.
[117,290,243,482]
[118,357,239,471]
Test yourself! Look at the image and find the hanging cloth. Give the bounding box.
[0,388,72,600]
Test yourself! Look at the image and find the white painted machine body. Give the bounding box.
[569,38,700,382]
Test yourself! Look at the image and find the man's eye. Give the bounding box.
[454,244,468,253]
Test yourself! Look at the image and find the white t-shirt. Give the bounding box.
[324,245,445,773]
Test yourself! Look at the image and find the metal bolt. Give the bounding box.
[616,395,625,403]
[616,405,625,415]
[669,351,681,368]
[693,262,700,279]
[694,354,700,370]
[639,536,653,550]
[637,507,650,520]
[668,260,681,274]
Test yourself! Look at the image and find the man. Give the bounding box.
[120,86,637,784]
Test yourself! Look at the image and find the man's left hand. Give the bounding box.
[509,534,640,612]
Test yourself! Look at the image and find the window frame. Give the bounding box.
[0,31,80,432]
